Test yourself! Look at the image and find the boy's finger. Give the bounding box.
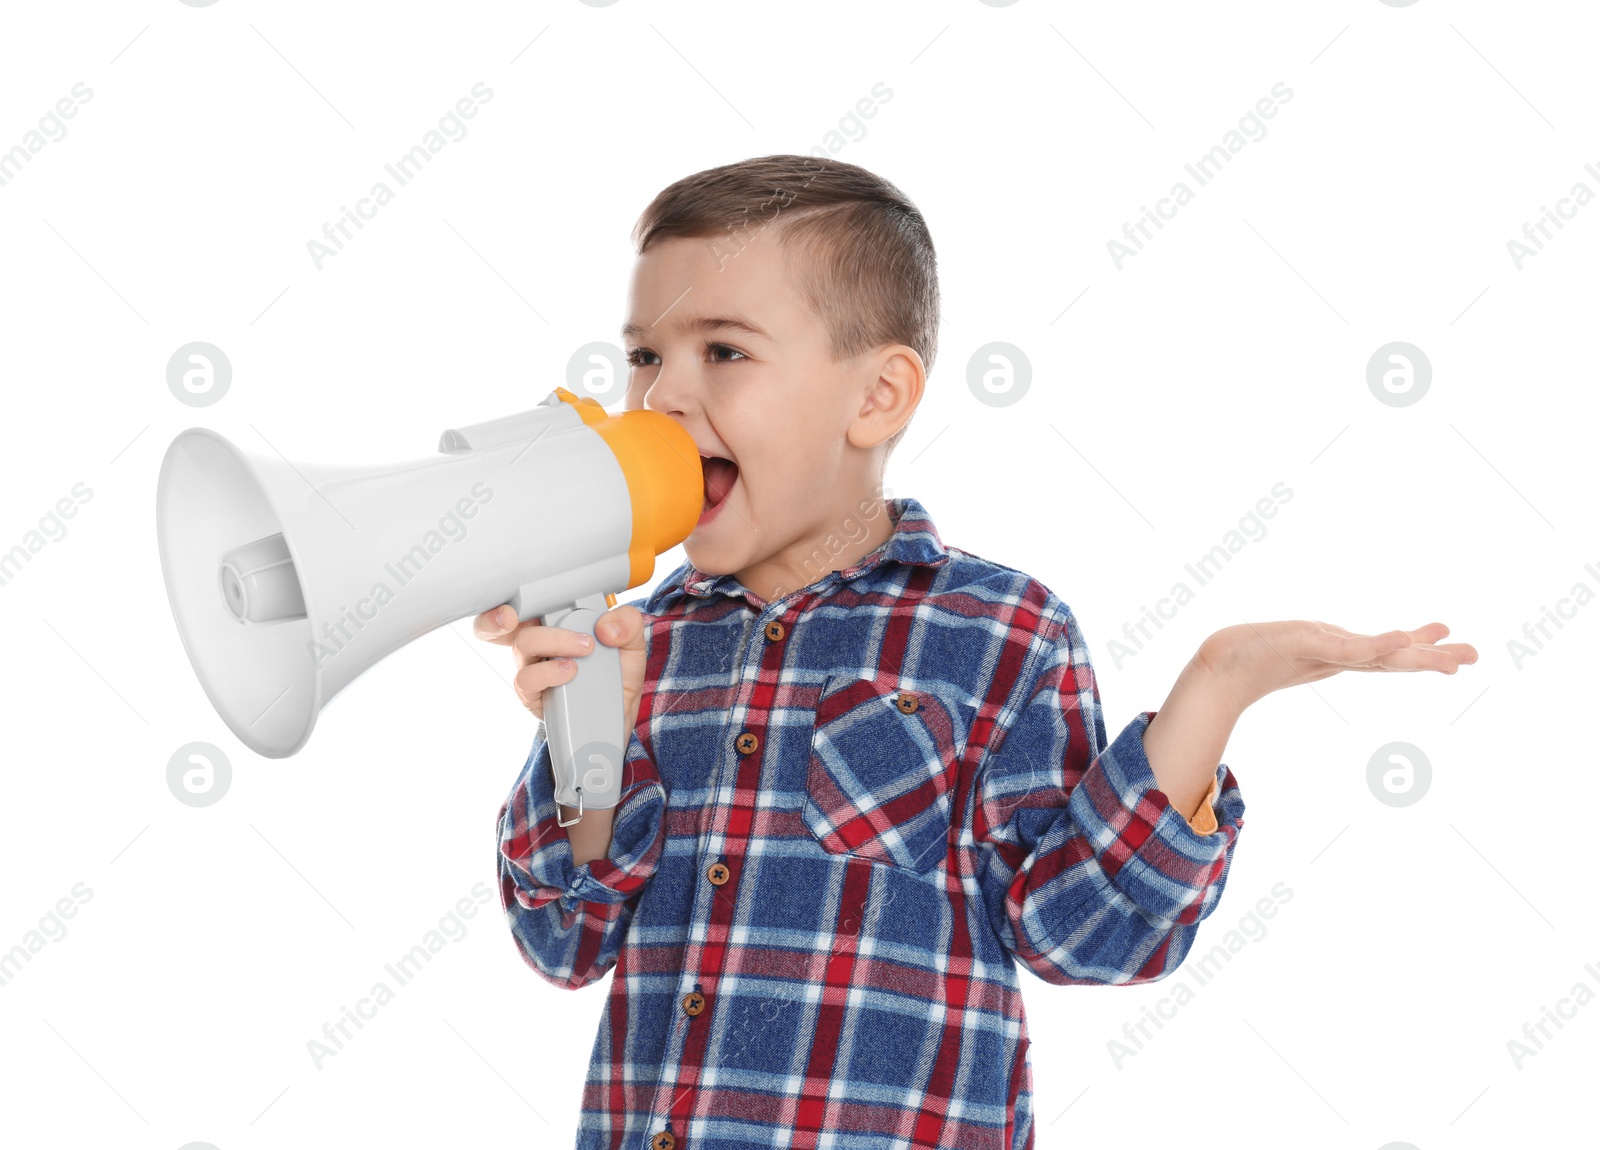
[513,657,578,714]
[512,622,594,662]
[594,605,646,648]
[473,604,519,643]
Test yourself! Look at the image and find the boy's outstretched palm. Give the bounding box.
[1145,619,1479,818]
[1197,620,1479,713]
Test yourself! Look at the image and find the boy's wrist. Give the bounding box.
[1143,661,1242,819]
[560,802,618,866]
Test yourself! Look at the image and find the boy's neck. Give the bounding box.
[734,491,896,606]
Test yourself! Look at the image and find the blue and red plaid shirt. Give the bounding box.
[497,496,1246,1150]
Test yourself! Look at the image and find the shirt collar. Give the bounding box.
[644,496,950,612]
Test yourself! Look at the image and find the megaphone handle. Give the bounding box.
[537,592,626,827]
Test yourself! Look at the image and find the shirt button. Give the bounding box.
[682,990,706,1016]
[735,731,759,755]
[895,692,920,714]
[764,620,785,642]
[707,861,730,885]
[650,1132,676,1150]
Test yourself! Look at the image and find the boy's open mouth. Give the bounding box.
[700,454,738,522]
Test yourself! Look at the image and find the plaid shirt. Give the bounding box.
[497,497,1246,1150]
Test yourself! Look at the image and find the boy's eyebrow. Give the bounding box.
[621,315,770,341]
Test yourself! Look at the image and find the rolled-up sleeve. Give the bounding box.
[496,727,667,990]
[971,602,1245,987]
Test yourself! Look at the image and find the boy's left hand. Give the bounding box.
[1196,620,1479,713]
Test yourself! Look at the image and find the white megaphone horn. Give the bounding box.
[156,387,702,821]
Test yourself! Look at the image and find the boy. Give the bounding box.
[482,155,1476,1150]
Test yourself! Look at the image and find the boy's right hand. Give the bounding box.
[473,604,648,745]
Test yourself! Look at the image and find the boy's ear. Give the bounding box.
[847,345,925,450]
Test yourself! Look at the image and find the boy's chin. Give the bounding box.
[681,533,742,579]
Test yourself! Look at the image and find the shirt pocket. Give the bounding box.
[801,675,965,874]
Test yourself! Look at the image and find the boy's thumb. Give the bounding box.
[596,605,645,647]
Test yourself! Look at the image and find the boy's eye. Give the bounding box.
[622,344,747,367]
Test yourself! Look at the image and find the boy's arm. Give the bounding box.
[558,802,616,865]
[496,727,666,991]
[1144,658,1244,819]
[971,603,1244,986]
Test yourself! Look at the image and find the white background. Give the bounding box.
[1,2,1595,1147]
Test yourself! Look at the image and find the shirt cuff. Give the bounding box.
[501,728,667,913]
[1065,710,1242,925]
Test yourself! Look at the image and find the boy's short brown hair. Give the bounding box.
[631,153,939,454]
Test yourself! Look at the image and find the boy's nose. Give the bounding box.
[640,370,695,422]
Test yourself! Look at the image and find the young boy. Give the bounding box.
[482,155,1476,1150]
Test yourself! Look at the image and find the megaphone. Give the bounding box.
[155,387,702,822]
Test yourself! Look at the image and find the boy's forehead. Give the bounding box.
[624,231,801,338]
